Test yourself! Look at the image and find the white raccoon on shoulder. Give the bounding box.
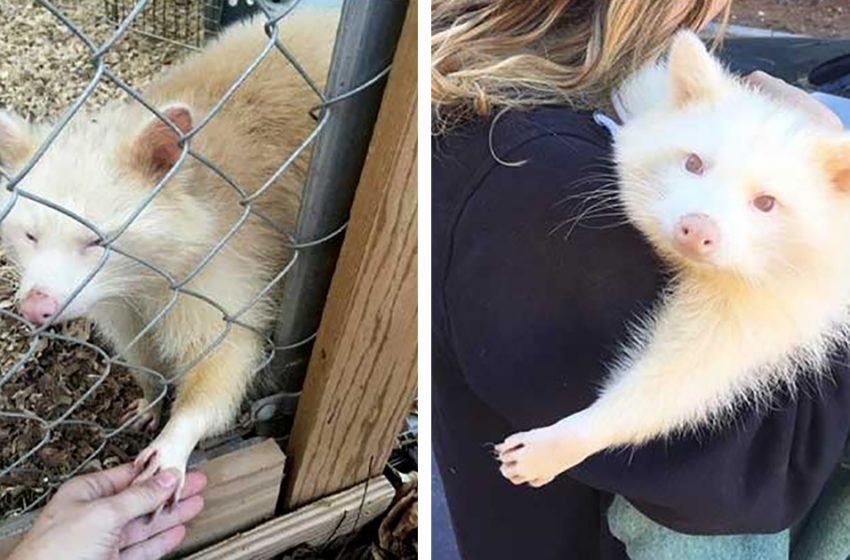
[497,31,850,487]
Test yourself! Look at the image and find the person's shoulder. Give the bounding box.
[446,107,619,251]
[432,106,618,278]
[433,106,613,195]
[487,107,612,179]
[435,106,611,161]
[490,106,612,153]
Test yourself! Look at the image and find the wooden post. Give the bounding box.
[284,0,417,508]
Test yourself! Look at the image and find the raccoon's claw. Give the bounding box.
[133,439,189,515]
[495,424,591,487]
[133,446,159,477]
[121,398,161,433]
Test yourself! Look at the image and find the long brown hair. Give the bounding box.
[432,0,731,128]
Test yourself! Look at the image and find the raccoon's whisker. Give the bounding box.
[571,210,629,220]
[562,187,623,207]
[558,189,621,206]
[555,197,627,225]
[552,196,626,240]
[576,162,618,174]
[557,186,619,201]
[561,176,621,194]
[577,219,632,231]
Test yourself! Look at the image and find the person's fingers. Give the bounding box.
[103,469,180,524]
[120,525,186,560]
[746,70,795,91]
[179,471,208,500]
[55,463,141,502]
[119,495,203,548]
[745,70,843,130]
[745,70,810,108]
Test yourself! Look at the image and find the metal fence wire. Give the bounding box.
[0,0,400,519]
[104,0,224,49]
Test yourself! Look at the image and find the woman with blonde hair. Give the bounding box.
[432,1,849,559]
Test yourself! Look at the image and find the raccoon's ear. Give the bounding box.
[818,136,850,193]
[0,110,35,170]
[668,31,728,107]
[131,104,194,177]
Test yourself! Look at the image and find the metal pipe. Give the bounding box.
[269,0,407,396]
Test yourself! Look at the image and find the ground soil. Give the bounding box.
[731,0,850,38]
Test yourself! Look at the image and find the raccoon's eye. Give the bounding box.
[25,232,37,244]
[85,237,103,249]
[753,195,776,213]
[684,153,705,175]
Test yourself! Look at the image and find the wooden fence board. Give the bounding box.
[284,0,418,509]
[176,438,284,555]
[185,476,394,560]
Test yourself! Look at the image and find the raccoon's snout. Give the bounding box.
[20,289,59,325]
[673,214,719,261]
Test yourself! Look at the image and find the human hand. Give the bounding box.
[745,70,843,130]
[8,463,206,560]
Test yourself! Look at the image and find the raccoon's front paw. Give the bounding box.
[495,424,593,487]
[133,433,192,511]
[120,398,161,433]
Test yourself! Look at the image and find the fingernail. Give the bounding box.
[155,470,178,489]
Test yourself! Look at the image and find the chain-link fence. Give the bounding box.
[0,0,402,520]
[104,0,224,49]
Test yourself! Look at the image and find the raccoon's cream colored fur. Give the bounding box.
[496,32,850,487]
[0,9,339,497]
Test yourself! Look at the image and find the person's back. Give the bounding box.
[433,106,652,558]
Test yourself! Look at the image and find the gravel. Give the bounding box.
[731,0,850,39]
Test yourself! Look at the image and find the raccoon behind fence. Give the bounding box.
[0,7,339,504]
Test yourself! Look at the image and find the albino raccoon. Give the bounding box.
[0,10,338,500]
[496,31,850,487]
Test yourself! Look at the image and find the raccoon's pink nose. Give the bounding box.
[20,289,59,325]
[674,214,720,260]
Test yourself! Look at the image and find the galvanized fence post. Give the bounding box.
[268,0,408,403]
